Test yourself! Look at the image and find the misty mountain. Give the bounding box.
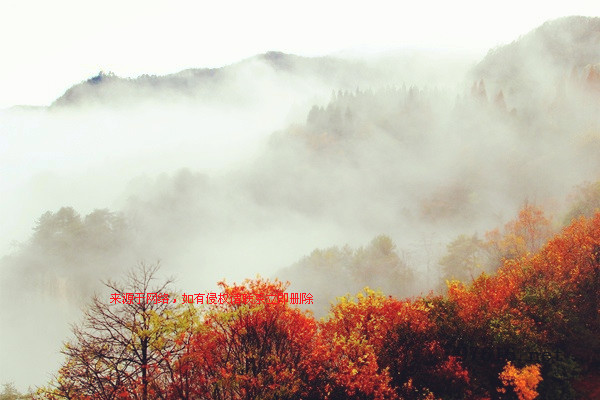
[472,16,600,114]
[47,16,600,111]
[475,16,599,78]
[4,16,600,302]
[50,52,404,107]
[3,16,599,300]
[49,50,472,109]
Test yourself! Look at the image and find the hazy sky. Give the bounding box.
[0,0,597,108]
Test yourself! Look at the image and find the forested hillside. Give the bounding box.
[34,211,600,399]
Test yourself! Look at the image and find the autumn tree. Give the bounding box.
[322,289,472,399]
[36,211,600,399]
[498,362,542,400]
[318,290,399,399]
[39,262,198,400]
[444,212,600,398]
[485,203,553,268]
[182,278,320,400]
[437,204,553,289]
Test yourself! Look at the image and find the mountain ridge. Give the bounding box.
[43,16,600,110]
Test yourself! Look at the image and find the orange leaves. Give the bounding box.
[309,289,402,398]
[321,288,475,399]
[449,211,598,335]
[446,278,491,327]
[323,288,428,351]
[510,204,553,252]
[485,203,553,268]
[443,211,600,397]
[498,362,542,400]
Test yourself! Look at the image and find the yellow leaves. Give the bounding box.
[137,329,151,340]
[483,204,554,270]
[413,300,433,313]
[153,336,165,351]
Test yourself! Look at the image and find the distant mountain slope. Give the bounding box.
[49,50,473,108]
[50,52,402,108]
[476,16,600,76]
[472,16,600,109]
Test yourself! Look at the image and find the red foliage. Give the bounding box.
[321,289,472,399]
[180,278,319,399]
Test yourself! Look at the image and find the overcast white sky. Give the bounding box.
[0,0,597,108]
